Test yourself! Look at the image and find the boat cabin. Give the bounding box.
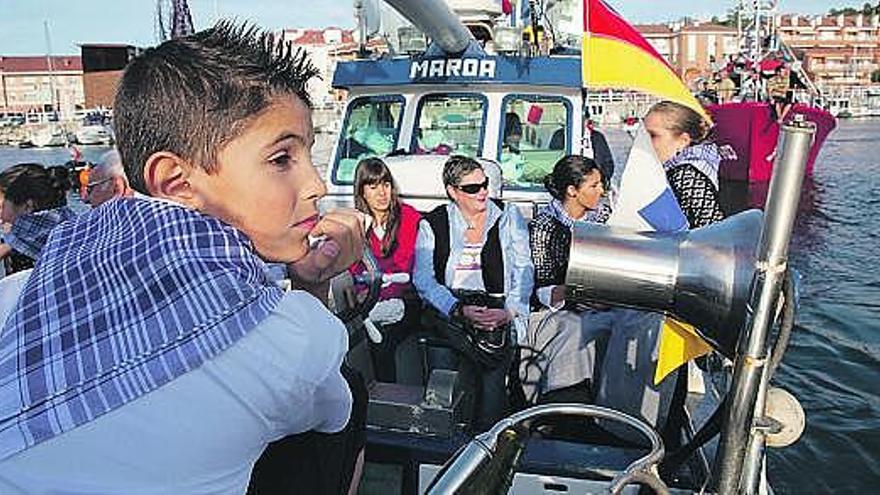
[323,47,587,214]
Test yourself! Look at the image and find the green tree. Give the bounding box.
[872,69,880,83]
[829,7,859,15]
[718,5,742,27]
[827,3,880,15]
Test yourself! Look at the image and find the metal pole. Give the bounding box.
[383,0,472,54]
[713,117,816,493]
[736,0,743,49]
[740,343,774,494]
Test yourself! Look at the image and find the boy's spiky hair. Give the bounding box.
[114,20,320,194]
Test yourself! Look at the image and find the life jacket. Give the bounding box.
[422,200,506,294]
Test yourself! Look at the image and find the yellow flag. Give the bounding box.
[654,318,713,385]
[583,0,711,122]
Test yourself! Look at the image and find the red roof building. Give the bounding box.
[0,56,82,73]
[775,13,880,91]
[282,28,387,107]
[0,56,84,115]
[635,21,739,83]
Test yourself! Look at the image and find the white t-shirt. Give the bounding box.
[0,270,352,495]
[450,242,485,291]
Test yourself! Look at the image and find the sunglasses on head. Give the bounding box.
[456,178,489,195]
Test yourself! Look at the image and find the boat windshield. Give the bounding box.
[498,95,572,190]
[410,94,486,158]
[333,95,405,183]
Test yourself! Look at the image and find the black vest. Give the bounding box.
[423,201,506,294]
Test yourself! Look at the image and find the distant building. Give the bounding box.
[775,13,880,92]
[635,21,739,84]
[284,28,357,107]
[80,44,142,109]
[0,55,83,119]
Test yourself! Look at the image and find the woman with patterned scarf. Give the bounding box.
[0,163,77,275]
[644,100,726,229]
[522,155,609,405]
[641,101,728,450]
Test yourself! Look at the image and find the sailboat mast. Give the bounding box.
[43,20,58,119]
[751,0,760,63]
[155,0,169,43]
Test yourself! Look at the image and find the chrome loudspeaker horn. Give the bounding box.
[565,209,763,357]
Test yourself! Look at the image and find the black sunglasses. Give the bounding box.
[456,178,489,195]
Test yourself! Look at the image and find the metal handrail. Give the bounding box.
[426,403,670,494]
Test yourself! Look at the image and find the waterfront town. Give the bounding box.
[1,4,879,143]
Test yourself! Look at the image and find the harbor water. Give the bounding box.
[0,120,878,492]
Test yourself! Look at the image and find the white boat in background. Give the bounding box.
[75,125,114,145]
[29,126,68,147]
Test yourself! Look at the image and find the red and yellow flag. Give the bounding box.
[582,0,709,120]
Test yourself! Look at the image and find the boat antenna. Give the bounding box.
[354,0,369,58]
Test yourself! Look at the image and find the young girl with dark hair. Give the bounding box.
[523,155,607,403]
[351,158,422,382]
[0,164,77,274]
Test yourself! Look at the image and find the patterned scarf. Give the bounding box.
[546,197,611,229]
[3,207,78,260]
[546,199,580,229]
[0,197,283,460]
[663,142,722,189]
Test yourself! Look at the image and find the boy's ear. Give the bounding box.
[143,151,198,207]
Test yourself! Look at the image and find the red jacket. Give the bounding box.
[351,202,421,300]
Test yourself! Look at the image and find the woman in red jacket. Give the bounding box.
[351,158,421,382]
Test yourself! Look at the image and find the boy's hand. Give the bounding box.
[288,209,366,289]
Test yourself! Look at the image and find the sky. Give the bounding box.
[0,0,846,56]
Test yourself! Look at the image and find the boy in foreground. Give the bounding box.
[0,22,365,494]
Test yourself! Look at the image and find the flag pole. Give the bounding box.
[581,0,593,157]
[712,117,815,494]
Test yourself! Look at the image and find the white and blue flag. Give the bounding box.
[592,125,690,440]
[607,126,688,233]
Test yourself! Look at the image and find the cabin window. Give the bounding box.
[410,94,486,158]
[333,95,405,184]
[498,95,572,190]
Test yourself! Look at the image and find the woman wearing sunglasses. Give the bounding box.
[413,155,534,430]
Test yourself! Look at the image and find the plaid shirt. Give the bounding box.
[0,197,283,460]
[3,207,78,260]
